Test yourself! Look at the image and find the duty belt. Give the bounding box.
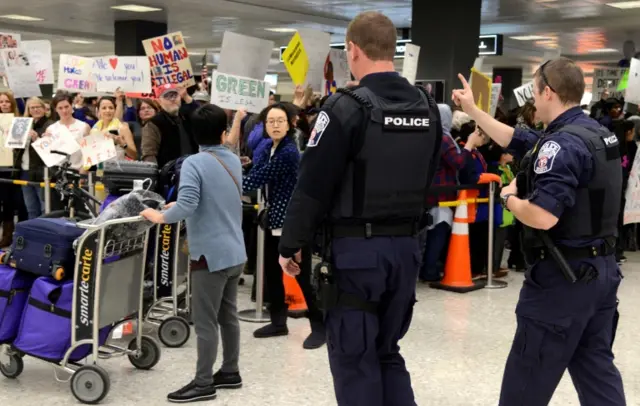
[527,242,616,262]
[332,222,417,239]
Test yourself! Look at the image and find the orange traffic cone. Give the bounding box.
[430,190,485,293]
[284,273,308,318]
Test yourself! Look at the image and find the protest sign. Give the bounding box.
[625,145,640,225]
[210,71,269,114]
[513,82,534,107]
[0,114,14,166]
[489,83,502,117]
[143,31,195,88]
[282,32,309,86]
[297,29,331,92]
[125,92,157,99]
[402,43,420,85]
[31,126,81,168]
[0,49,41,98]
[57,54,96,93]
[93,56,152,93]
[23,40,54,84]
[80,132,117,167]
[4,117,33,149]
[217,32,273,81]
[325,49,350,96]
[0,33,19,49]
[470,69,492,113]
[593,68,626,102]
[624,58,640,105]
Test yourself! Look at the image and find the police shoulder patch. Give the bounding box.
[308,111,330,148]
[534,140,561,174]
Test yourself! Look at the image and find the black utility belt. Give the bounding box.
[332,222,417,238]
[526,242,615,262]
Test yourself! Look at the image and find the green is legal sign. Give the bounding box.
[211,72,269,114]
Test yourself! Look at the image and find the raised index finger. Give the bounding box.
[458,73,471,90]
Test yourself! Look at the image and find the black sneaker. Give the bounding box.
[167,381,217,403]
[213,370,243,389]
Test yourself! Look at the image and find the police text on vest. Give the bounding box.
[383,115,430,130]
[603,135,618,146]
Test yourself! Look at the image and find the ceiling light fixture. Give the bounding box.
[265,28,297,33]
[511,35,553,41]
[65,39,94,44]
[0,14,44,21]
[110,4,163,12]
[606,1,640,9]
[587,48,619,53]
[189,52,203,55]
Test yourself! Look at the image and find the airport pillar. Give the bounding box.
[114,20,167,56]
[493,67,523,112]
[411,0,482,102]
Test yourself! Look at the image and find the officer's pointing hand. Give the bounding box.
[452,73,476,114]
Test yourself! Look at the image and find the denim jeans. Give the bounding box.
[20,171,44,219]
[419,222,451,281]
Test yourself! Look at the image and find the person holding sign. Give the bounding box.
[452,58,626,405]
[93,95,137,160]
[0,91,26,247]
[13,97,54,219]
[141,84,198,169]
[45,92,91,171]
[277,12,442,405]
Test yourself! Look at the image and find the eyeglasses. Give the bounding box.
[266,118,287,126]
[539,61,556,94]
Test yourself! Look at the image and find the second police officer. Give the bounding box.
[277,11,441,406]
[453,58,626,405]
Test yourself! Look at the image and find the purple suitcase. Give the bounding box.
[13,277,111,363]
[0,265,35,343]
[9,218,85,279]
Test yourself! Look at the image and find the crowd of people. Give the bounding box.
[0,35,638,403]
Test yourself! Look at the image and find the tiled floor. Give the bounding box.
[1,255,638,405]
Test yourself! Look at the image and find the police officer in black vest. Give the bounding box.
[453,58,626,405]
[277,11,441,406]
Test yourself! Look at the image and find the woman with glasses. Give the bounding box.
[14,97,54,219]
[242,103,325,350]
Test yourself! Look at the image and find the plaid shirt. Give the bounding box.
[427,135,471,208]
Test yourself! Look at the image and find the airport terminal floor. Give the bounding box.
[0,255,638,405]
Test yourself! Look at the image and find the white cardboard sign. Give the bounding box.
[210,71,270,114]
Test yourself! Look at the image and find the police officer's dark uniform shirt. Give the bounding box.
[279,72,424,257]
[507,106,604,248]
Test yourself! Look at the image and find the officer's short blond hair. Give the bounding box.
[535,57,585,106]
[346,11,397,62]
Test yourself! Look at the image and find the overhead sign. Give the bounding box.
[478,34,503,56]
[279,34,502,62]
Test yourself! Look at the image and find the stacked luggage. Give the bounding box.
[0,218,111,362]
[0,212,162,404]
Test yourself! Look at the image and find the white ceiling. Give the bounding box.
[1,0,640,83]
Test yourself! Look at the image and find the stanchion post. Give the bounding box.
[485,181,507,289]
[43,167,51,214]
[238,189,270,323]
[87,171,97,212]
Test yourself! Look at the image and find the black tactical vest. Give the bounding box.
[522,124,622,245]
[329,86,442,224]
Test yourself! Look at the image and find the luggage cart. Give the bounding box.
[0,216,161,404]
[144,221,191,348]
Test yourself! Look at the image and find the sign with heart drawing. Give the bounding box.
[92,55,152,94]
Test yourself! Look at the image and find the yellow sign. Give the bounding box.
[282,32,309,85]
[470,68,492,114]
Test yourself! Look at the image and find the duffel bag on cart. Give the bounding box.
[12,277,111,363]
[3,218,85,281]
[103,160,158,195]
[0,265,36,343]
